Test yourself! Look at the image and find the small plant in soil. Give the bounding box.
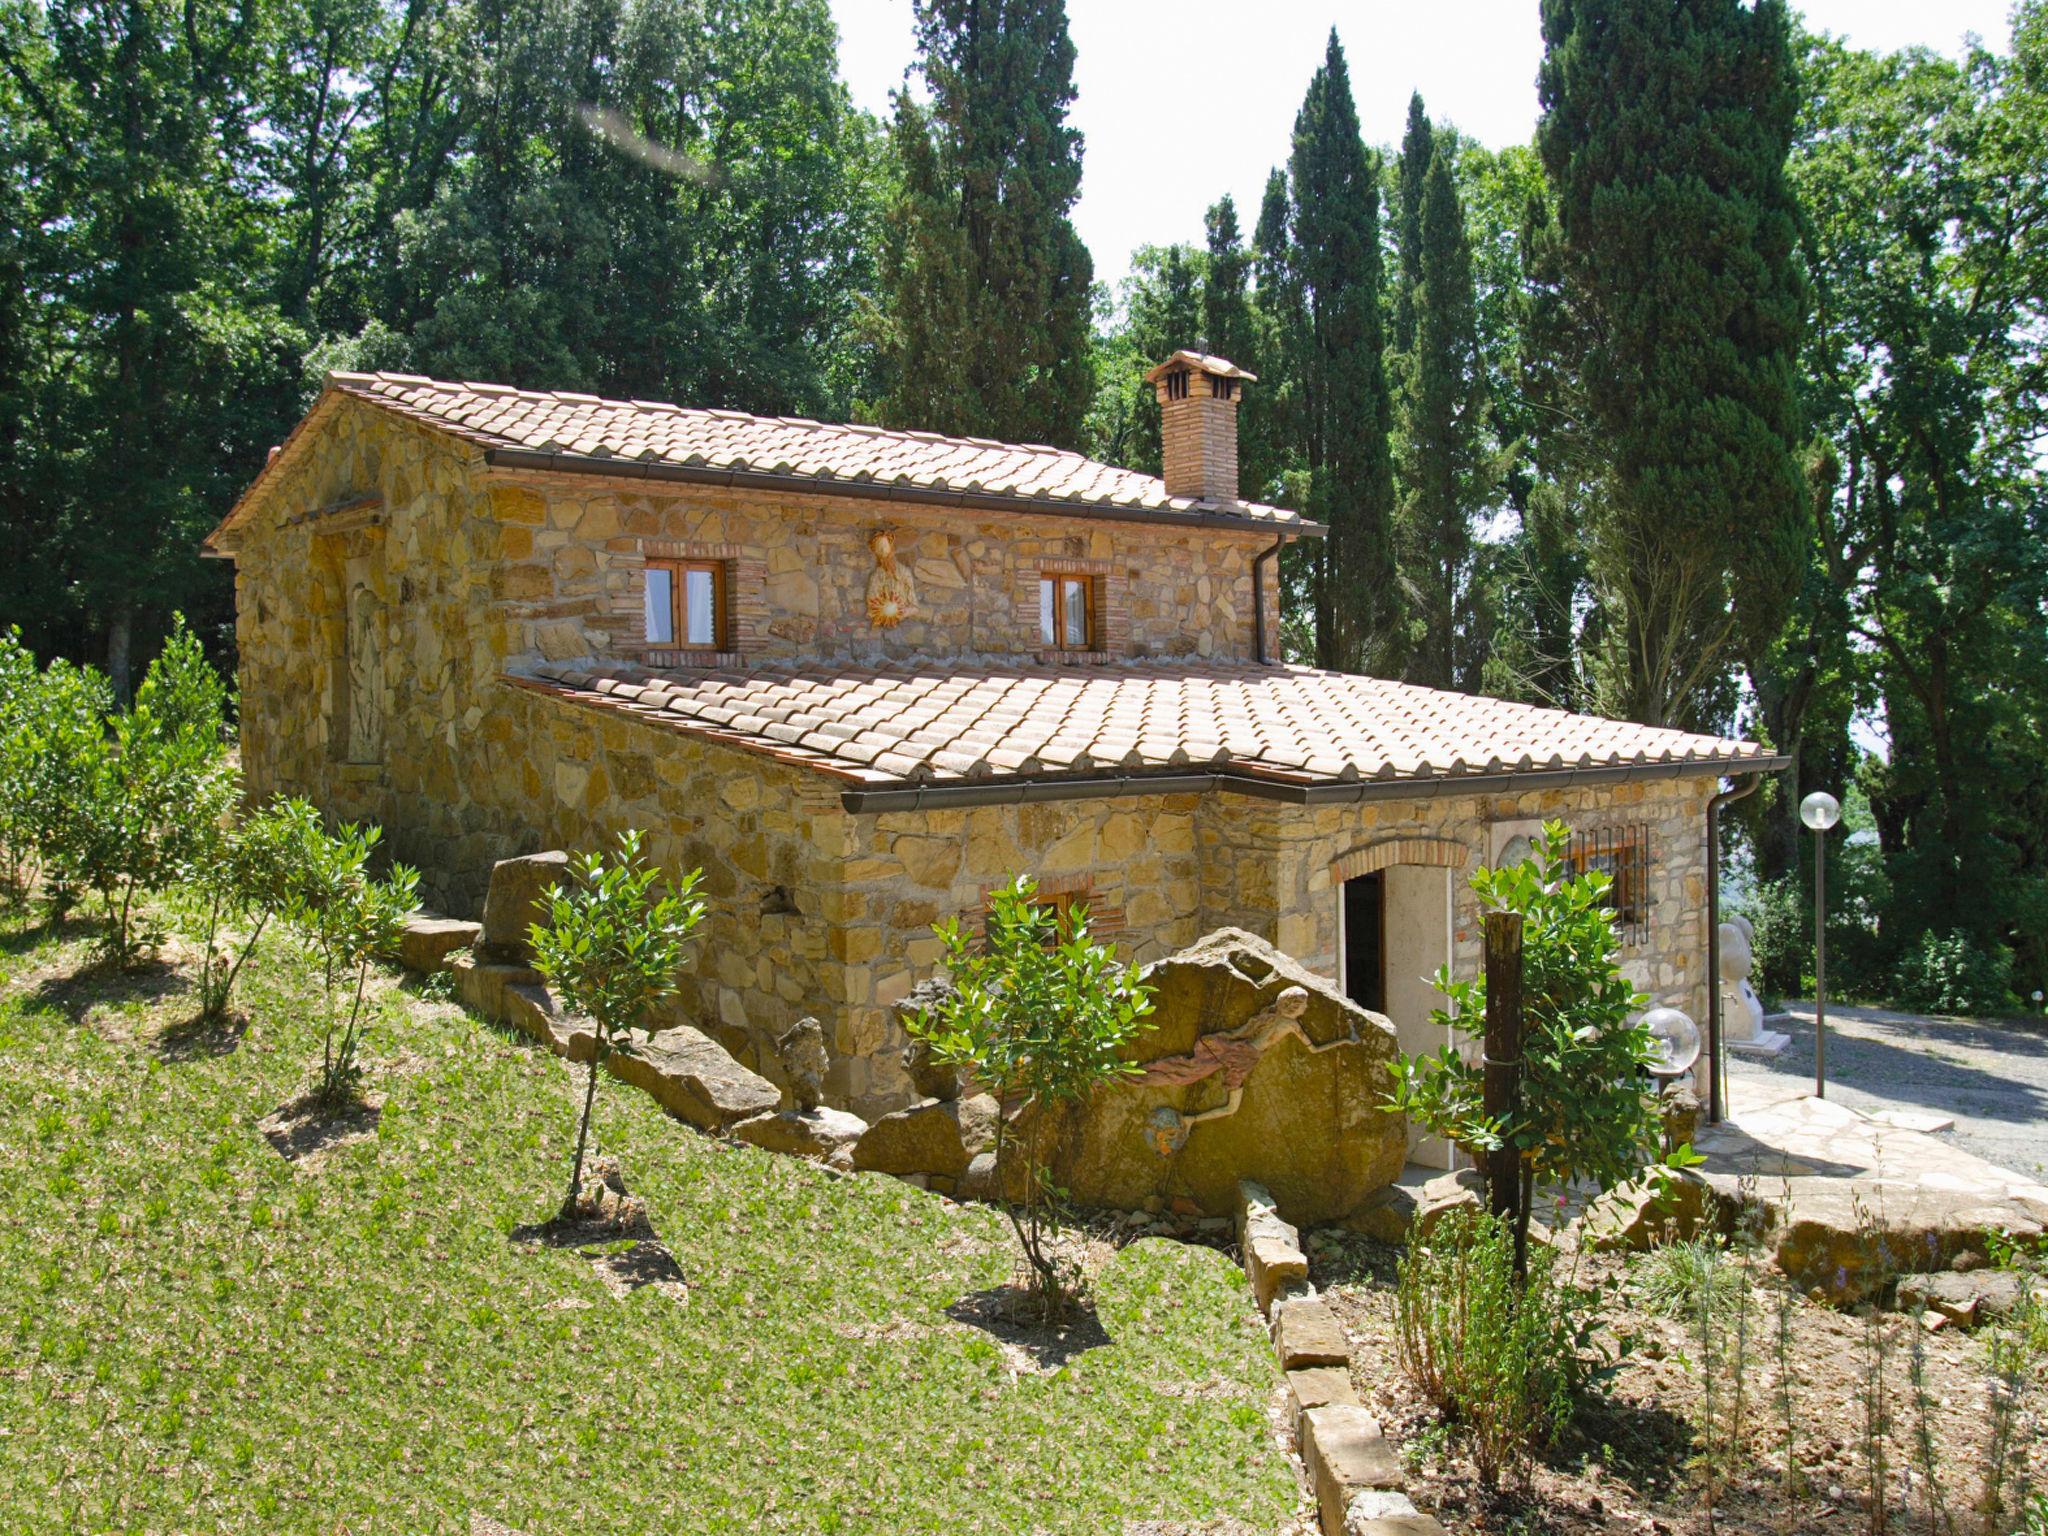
[285,816,419,1110]
[908,874,1153,1322]
[527,829,704,1221]
[190,797,319,1023]
[1394,1205,1580,1490]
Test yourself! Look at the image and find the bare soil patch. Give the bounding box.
[1312,1229,2047,1534]
[155,1007,248,1061]
[258,1090,384,1162]
[508,1163,689,1304]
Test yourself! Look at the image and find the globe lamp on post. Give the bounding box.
[1800,791,1842,1098]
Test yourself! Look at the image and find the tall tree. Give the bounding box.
[1201,193,1273,506]
[1391,92,1433,362]
[1290,30,1399,674]
[880,0,1093,447]
[1393,136,1493,690]
[1535,0,1807,728]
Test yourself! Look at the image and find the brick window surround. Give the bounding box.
[1020,557,1130,663]
[606,537,765,668]
[1329,836,1469,886]
[976,873,1127,941]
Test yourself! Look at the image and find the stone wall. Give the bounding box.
[478,466,1284,669]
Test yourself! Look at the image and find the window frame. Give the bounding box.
[1039,574,1096,652]
[645,558,727,652]
[1566,823,1651,946]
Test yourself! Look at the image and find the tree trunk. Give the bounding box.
[1481,911,1525,1242]
[561,1047,603,1218]
[106,605,132,707]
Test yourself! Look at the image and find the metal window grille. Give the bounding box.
[1568,822,1651,946]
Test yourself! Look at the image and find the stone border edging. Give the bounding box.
[1235,1180,1446,1536]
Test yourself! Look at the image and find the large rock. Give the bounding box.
[896,977,963,1101]
[852,1094,999,1179]
[451,957,597,1061]
[1583,1169,1728,1252]
[1896,1269,2031,1328]
[394,913,481,974]
[1011,929,1406,1225]
[608,1026,781,1132]
[1412,1168,1485,1239]
[1768,1176,2045,1304]
[476,851,571,964]
[734,1106,869,1162]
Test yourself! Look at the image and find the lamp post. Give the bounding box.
[1800,791,1842,1098]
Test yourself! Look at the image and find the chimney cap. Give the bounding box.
[1143,349,1257,385]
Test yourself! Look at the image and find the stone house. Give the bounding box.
[206,350,1784,1134]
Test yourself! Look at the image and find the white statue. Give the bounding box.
[1719,913,1788,1056]
[346,581,382,763]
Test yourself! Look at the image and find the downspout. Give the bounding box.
[1252,533,1288,664]
[1705,772,1763,1125]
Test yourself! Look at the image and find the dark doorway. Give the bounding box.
[1343,872,1385,1012]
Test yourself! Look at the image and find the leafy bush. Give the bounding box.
[908,874,1154,1318]
[54,618,236,961]
[191,798,324,1022]
[0,647,114,922]
[1389,821,1674,1264]
[285,818,419,1108]
[1395,1206,1582,1488]
[528,830,705,1218]
[1737,874,1807,1004]
[1891,929,2014,1017]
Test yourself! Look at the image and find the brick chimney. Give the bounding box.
[1145,350,1256,502]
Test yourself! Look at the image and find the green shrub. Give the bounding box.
[908,874,1154,1318]
[284,818,419,1109]
[1633,1236,1749,1320]
[56,618,235,961]
[1394,1206,1580,1488]
[0,647,113,922]
[528,829,705,1219]
[190,798,324,1023]
[1390,821,1677,1268]
[1890,929,2014,1016]
[1737,875,1807,1004]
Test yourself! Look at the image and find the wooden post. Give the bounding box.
[1481,911,1525,1242]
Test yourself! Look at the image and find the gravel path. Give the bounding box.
[1726,1001,2048,1180]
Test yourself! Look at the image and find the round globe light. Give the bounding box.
[1641,1006,1702,1078]
[1799,791,1842,832]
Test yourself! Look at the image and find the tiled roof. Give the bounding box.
[242,372,1310,533]
[509,659,1779,798]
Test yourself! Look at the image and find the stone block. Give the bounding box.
[477,851,571,963]
[395,913,482,974]
[608,1026,781,1132]
[1301,1405,1402,1536]
[1345,1490,1443,1536]
[1413,1168,1485,1238]
[1243,1212,1309,1316]
[1273,1295,1350,1370]
[733,1107,869,1162]
[852,1094,998,1179]
[1341,1184,1417,1244]
[1286,1366,1358,1438]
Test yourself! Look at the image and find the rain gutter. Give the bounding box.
[481,446,1329,538]
[839,754,1792,815]
[1251,532,1288,664]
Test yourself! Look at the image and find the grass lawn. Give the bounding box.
[0,905,1295,1534]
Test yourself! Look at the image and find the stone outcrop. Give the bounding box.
[1767,1177,2044,1303]
[393,913,482,974]
[851,1094,998,1185]
[733,1106,868,1163]
[476,851,571,964]
[1582,1169,1729,1252]
[608,1027,782,1132]
[1015,929,1405,1224]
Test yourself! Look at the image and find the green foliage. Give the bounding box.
[528,828,705,1217]
[1890,931,2015,1018]
[1392,106,1498,692]
[1535,0,1808,729]
[1389,822,1670,1256]
[283,817,419,1109]
[48,619,238,962]
[1737,876,1807,1004]
[1394,1206,1580,1488]
[909,874,1154,1315]
[878,0,1093,449]
[1633,1236,1748,1321]
[190,798,326,1023]
[1288,30,1401,677]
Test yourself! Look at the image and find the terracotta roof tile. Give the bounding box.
[510,660,1777,794]
[218,372,1309,538]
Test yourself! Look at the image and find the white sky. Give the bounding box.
[828,0,2013,285]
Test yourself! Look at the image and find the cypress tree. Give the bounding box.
[877,95,977,437]
[1203,195,1269,500]
[1535,0,1807,727]
[1395,138,1492,690]
[882,0,1094,448]
[1392,93,1434,361]
[1251,167,1306,514]
[1289,30,1400,674]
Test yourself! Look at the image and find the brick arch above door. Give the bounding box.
[1329,836,1469,886]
